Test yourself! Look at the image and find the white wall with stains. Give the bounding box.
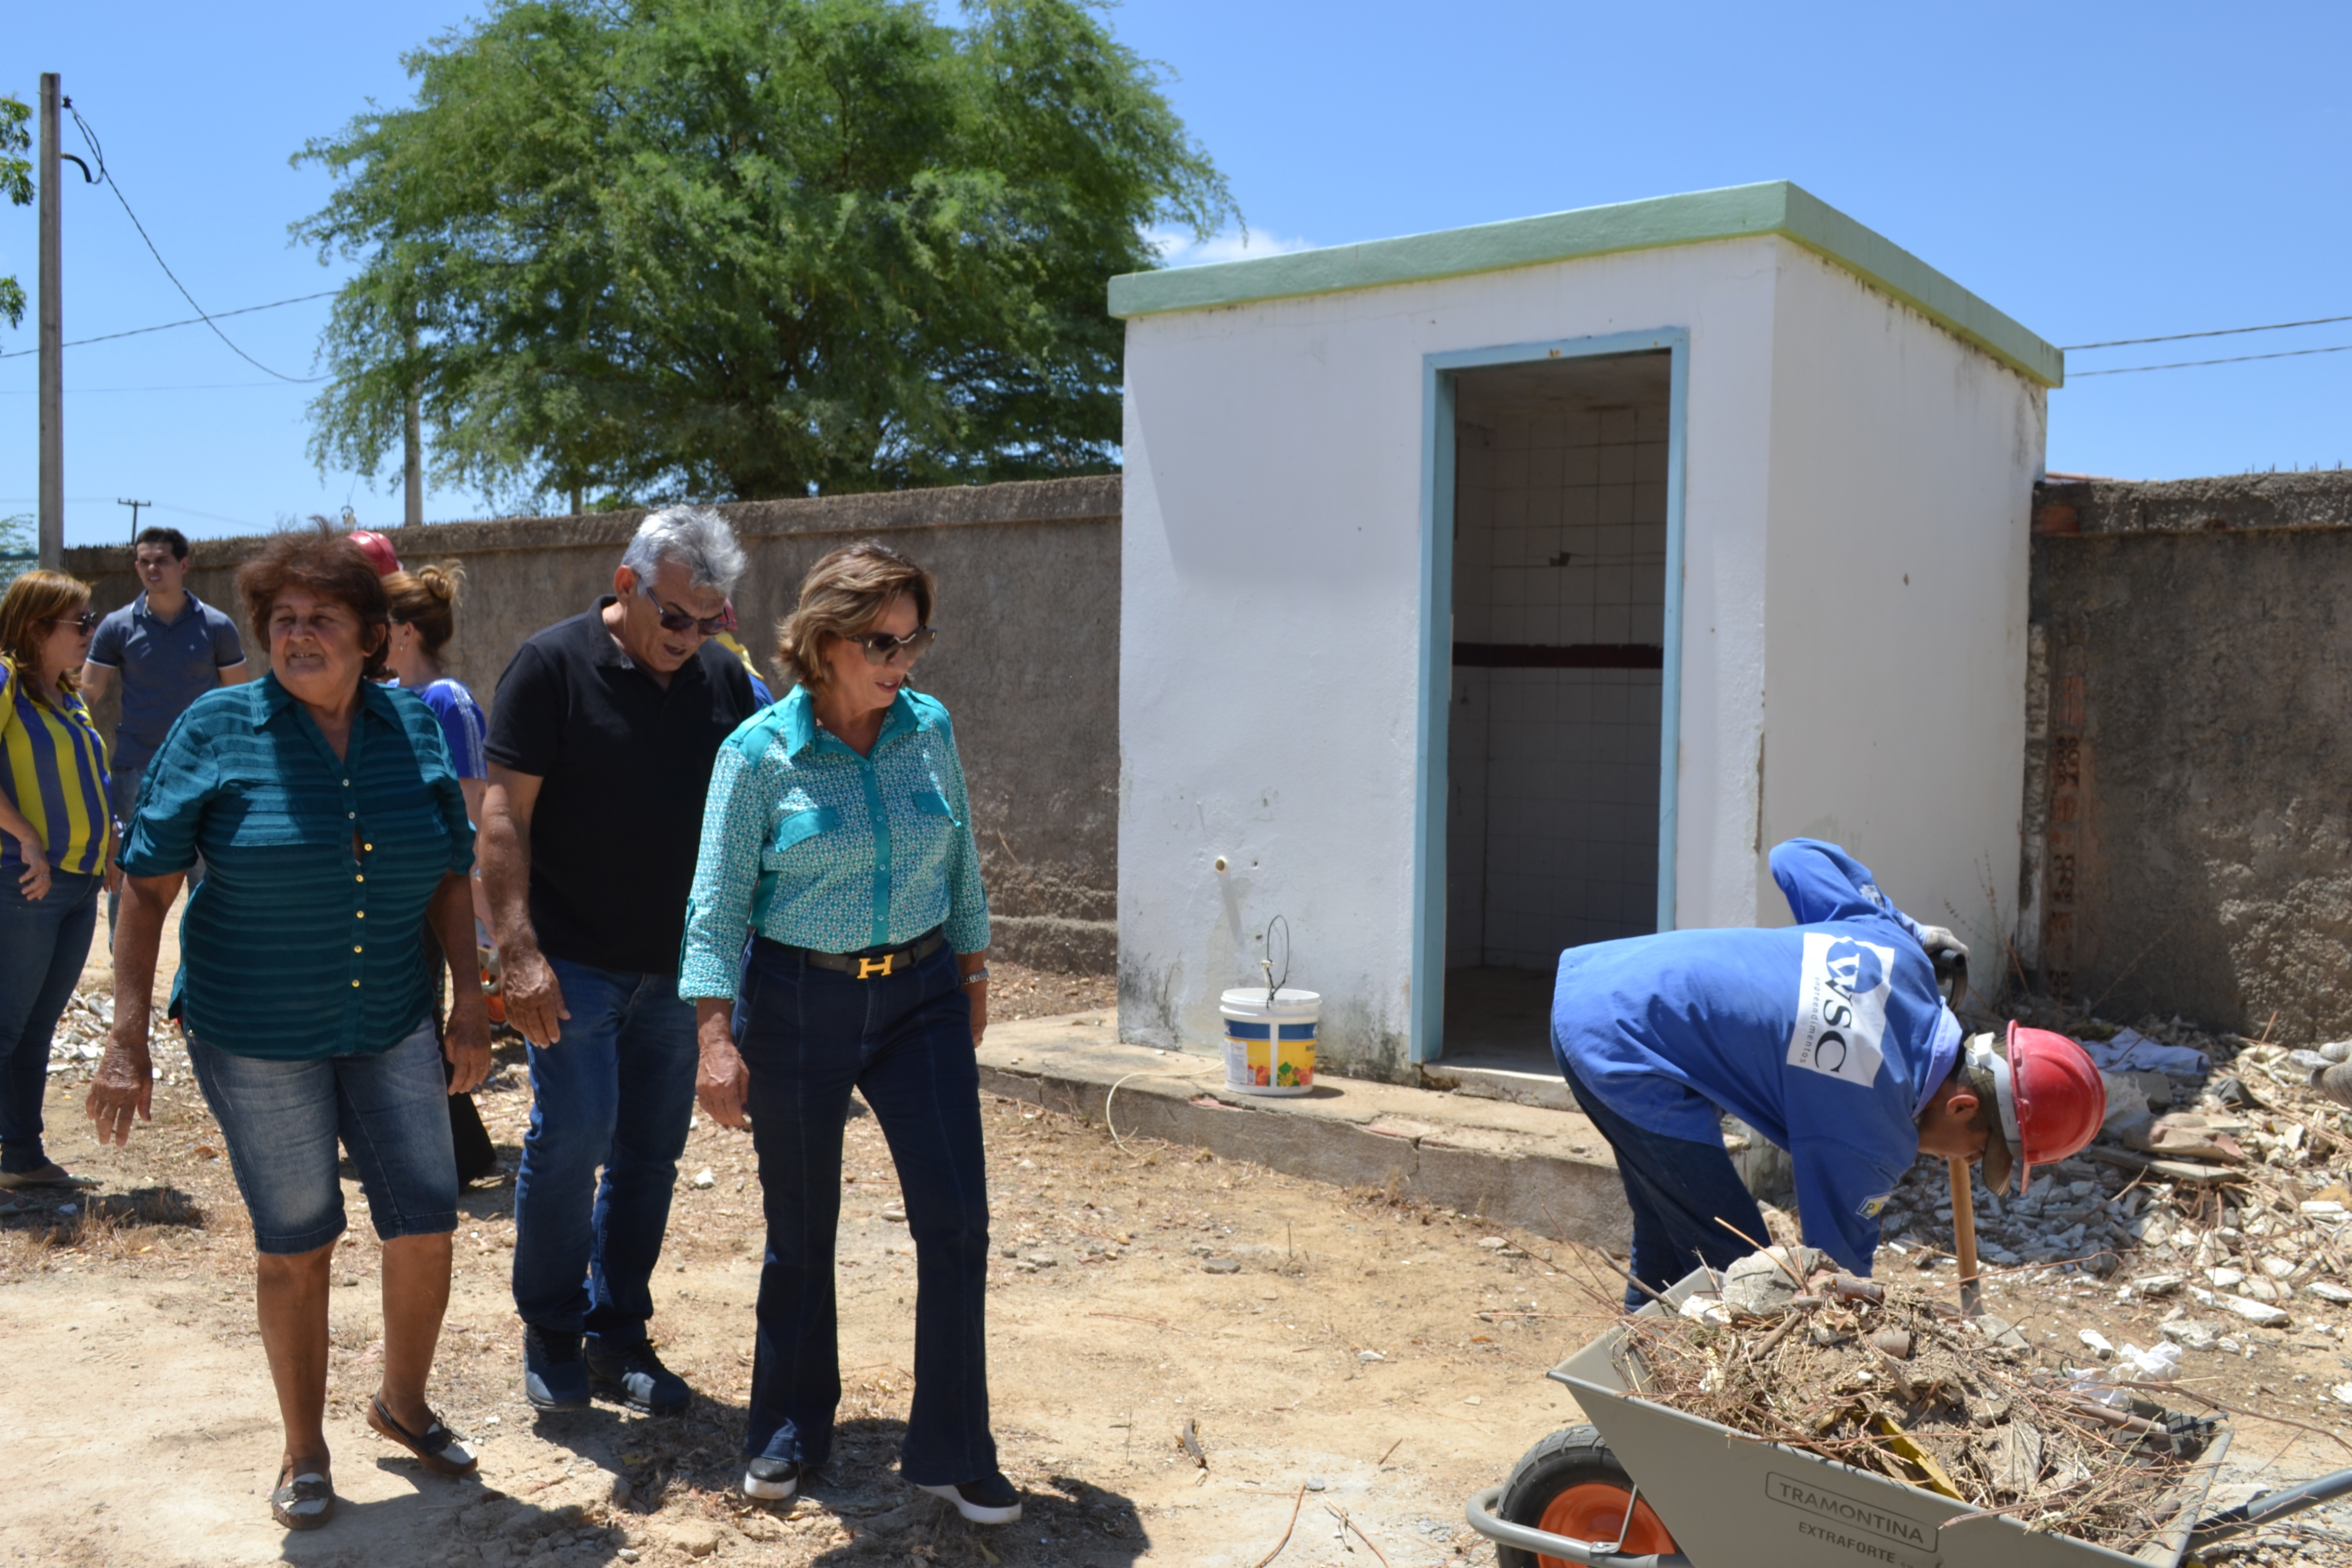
[1115,231,2045,1082]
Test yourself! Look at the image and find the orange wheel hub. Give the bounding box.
[1536,1481,1676,1565]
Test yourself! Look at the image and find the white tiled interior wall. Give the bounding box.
[1447,394,1669,970]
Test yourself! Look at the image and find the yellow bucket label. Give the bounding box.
[1225,1025,1314,1089]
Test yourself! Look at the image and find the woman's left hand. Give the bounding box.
[444,1006,493,1095]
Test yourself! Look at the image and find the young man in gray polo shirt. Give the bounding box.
[80,527,250,877]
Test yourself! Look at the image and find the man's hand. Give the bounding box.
[1917,925,1970,1009]
[480,768,559,1042]
[86,1024,154,1147]
[1916,925,1969,964]
[501,944,570,1046]
[695,998,748,1128]
[444,1006,494,1095]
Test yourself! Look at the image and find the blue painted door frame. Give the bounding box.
[1410,329,1692,1065]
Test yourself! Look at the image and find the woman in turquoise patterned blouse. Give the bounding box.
[681,542,1017,1525]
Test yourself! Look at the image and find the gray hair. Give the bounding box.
[621,505,747,595]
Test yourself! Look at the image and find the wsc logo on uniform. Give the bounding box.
[1822,939,1884,1002]
[1785,932,1894,1088]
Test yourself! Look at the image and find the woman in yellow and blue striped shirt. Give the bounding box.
[0,569,112,1197]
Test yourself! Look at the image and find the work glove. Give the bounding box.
[1917,926,1970,1010]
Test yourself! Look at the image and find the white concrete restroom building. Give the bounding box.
[1112,181,2063,1083]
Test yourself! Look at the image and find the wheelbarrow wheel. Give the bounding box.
[1494,1424,1678,1568]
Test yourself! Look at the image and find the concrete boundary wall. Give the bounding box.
[2023,472,2352,1039]
[63,476,1122,974]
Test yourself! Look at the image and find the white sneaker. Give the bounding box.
[743,1458,800,1500]
[917,1474,1023,1524]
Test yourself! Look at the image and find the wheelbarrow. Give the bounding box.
[1464,1268,2352,1567]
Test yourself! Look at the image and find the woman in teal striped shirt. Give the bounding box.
[682,542,1017,1525]
[0,570,111,1199]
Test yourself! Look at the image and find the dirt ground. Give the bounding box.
[16,948,2352,1566]
[1,964,1600,1568]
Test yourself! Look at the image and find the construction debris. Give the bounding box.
[1869,1013,2352,1356]
[1615,1252,2220,1554]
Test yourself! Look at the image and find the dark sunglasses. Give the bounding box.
[45,610,101,634]
[636,584,733,636]
[850,626,938,665]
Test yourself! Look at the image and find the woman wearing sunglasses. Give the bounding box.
[679,542,1016,1524]
[0,572,112,1206]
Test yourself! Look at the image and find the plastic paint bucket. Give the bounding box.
[1219,988,1320,1096]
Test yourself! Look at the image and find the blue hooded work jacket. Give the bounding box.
[1550,839,1962,1275]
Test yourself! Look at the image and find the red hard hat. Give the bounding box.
[1964,1022,2106,1195]
[348,530,401,578]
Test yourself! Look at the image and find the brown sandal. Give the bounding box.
[368,1395,479,1477]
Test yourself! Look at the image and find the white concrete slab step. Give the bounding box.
[1418,1062,1582,1113]
[977,1011,1633,1249]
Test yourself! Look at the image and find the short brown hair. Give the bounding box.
[0,570,93,699]
[237,521,392,682]
[384,561,465,656]
[775,542,936,693]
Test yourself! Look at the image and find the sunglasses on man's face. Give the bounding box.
[849,626,938,665]
[45,610,100,634]
[636,584,733,636]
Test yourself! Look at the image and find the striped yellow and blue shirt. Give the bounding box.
[0,655,111,877]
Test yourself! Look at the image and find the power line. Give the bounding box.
[65,104,326,385]
[2064,313,2352,351]
[0,380,315,394]
[0,498,263,530]
[0,291,337,360]
[2070,341,2352,378]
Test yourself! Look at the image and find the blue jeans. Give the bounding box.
[1557,1054,1770,1311]
[187,1020,458,1254]
[0,870,101,1174]
[735,937,996,1486]
[511,958,697,1343]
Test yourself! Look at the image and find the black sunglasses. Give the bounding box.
[45,610,101,634]
[636,584,733,636]
[850,626,938,665]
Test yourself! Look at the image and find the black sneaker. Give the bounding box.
[917,1472,1022,1525]
[742,1457,801,1501]
[583,1337,692,1414]
[522,1326,590,1411]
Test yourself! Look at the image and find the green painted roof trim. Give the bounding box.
[1109,181,2063,387]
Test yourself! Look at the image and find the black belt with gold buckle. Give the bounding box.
[794,929,946,979]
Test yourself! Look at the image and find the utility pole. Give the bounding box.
[38,72,62,571]
[117,499,154,542]
[403,325,423,526]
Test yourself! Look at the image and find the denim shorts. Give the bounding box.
[187,1018,459,1255]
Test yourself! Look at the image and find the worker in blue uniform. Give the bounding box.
[1553,839,2007,1307]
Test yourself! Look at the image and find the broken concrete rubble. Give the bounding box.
[1874,1010,2352,1368]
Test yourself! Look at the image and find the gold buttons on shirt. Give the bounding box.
[363,843,373,851]
[353,945,363,954]
[351,980,361,988]
[355,874,365,883]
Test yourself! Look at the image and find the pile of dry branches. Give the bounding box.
[1614,1262,2219,1554]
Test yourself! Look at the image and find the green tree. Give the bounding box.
[0,513,33,591]
[0,94,33,331]
[295,0,1234,508]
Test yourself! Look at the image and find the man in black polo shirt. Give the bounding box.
[482,506,761,1414]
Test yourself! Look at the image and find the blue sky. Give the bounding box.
[6,2,2348,545]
